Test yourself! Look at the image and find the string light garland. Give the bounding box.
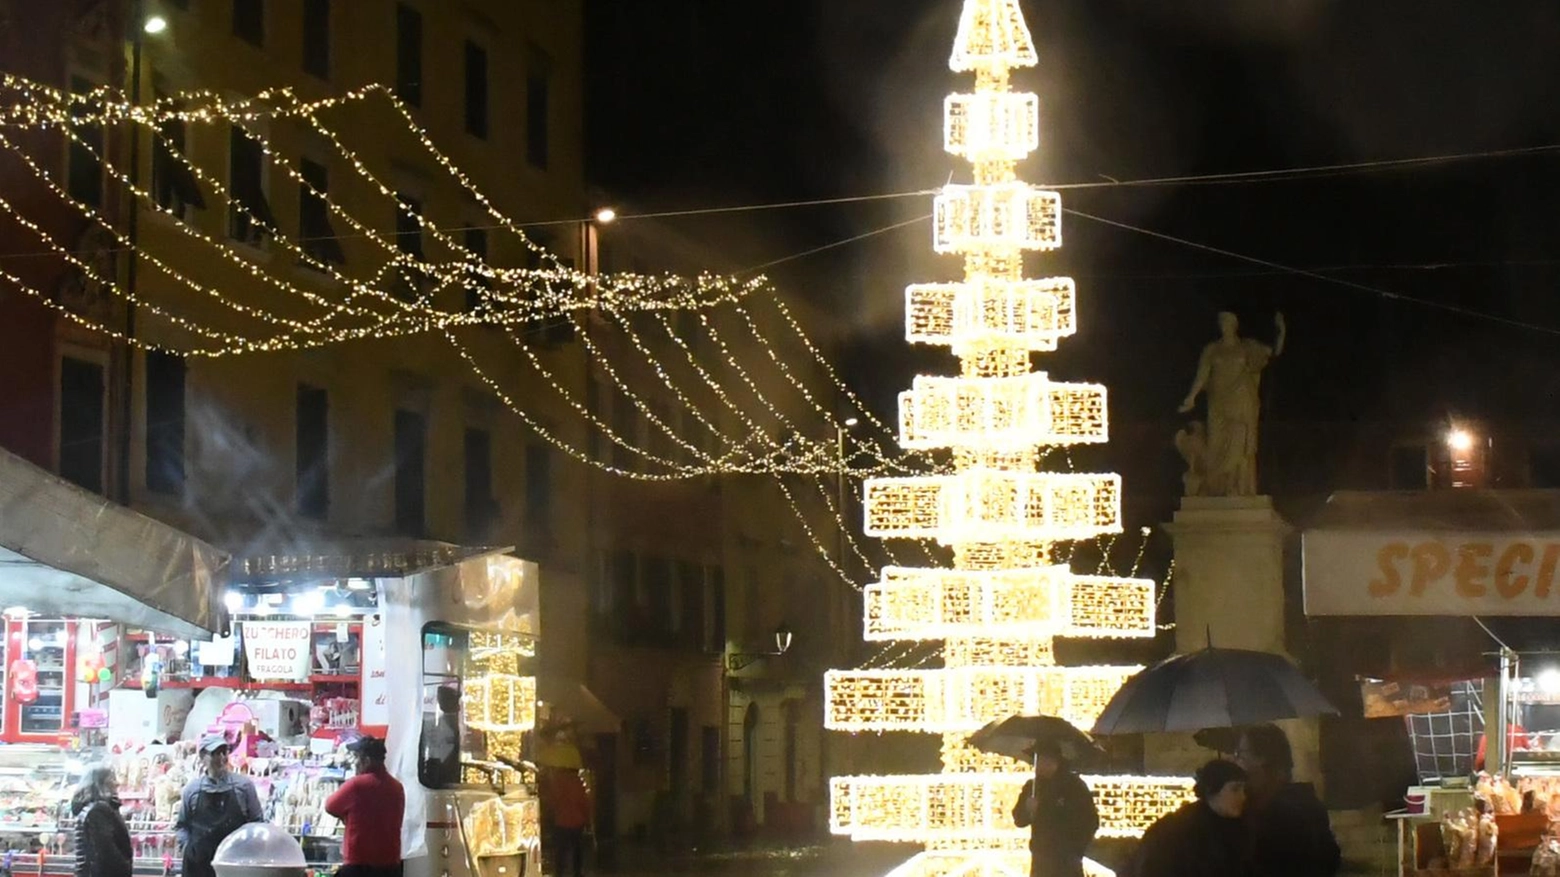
[826,4,1190,876]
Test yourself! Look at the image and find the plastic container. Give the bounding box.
[211,823,308,877]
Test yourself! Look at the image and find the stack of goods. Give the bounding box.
[264,766,345,838]
[1518,775,1560,820]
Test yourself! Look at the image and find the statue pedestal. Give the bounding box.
[1144,496,1320,785]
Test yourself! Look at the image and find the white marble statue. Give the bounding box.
[1177,311,1285,497]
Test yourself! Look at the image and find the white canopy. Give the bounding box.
[0,446,227,639]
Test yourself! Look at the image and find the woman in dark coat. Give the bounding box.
[1012,740,1100,877]
[1130,759,1251,877]
[71,765,133,877]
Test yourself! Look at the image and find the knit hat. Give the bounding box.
[1193,759,1246,800]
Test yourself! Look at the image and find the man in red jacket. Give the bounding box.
[325,737,406,877]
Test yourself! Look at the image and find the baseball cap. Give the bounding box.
[199,733,232,754]
[346,736,387,759]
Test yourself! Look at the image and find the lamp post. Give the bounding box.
[727,622,793,672]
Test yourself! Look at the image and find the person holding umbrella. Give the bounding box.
[1233,724,1339,877]
[1129,759,1251,877]
[1011,737,1099,877]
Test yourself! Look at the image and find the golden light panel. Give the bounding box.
[830,774,1192,842]
[898,372,1106,450]
[864,471,1122,544]
[824,666,1140,734]
[906,278,1077,354]
[944,92,1038,162]
[864,566,1155,641]
[887,851,1118,877]
[462,673,537,733]
[934,184,1061,254]
[949,0,1038,73]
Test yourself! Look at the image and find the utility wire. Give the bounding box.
[1065,207,1560,339]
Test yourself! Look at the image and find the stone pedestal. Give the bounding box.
[1144,496,1320,786]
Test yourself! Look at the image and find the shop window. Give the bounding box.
[232,0,264,47]
[228,126,276,245]
[58,356,105,493]
[302,0,330,80]
[145,351,187,496]
[66,77,103,208]
[151,105,204,216]
[299,157,344,266]
[644,557,672,642]
[296,385,329,519]
[464,428,496,538]
[523,443,550,532]
[393,409,426,536]
[463,226,489,313]
[418,623,535,790]
[464,40,488,139]
[16,620,69,735]
[525,46,550,169]
[395,3,423,107]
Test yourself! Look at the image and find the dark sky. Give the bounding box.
[584,0,1560,520]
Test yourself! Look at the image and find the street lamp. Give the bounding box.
[728,622,793,672]
[593,207,617,224]
[1447,428,1475,454]
[143,15,168,34]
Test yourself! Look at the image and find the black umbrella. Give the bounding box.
[1091,647,1338,736]
[968,715,1105,765]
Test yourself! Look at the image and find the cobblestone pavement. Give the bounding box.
[582,840,921,876]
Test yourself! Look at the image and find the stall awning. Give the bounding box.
[1303,489,1560,617]
[0,447,227,640]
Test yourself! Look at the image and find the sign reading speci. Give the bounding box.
[1304,530,1560,616]
[242,621,312,680]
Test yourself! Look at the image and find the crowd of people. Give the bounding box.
[1013,723,1342,877]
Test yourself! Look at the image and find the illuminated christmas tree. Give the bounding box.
[824,2,1193,875]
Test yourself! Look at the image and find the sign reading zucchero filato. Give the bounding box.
[242,621,312,680]
[1303,530,1560,615]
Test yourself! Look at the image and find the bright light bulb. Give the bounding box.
[293,590,325,616]
[1540,669,1560,694]
[223,591,243,612]
[333,603,353,618]
[594,207,617,224]
[1448,429,1475,453]
[27,637,42,651]
[143,16,168,34]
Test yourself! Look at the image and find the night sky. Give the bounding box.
[584,0,1560,524]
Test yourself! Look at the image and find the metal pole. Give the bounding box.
[119,0,144,504]
[1496,648,1514,780]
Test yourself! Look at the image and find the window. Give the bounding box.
[296,385,329,519]
[66,77,103,208]
[151,107,204,215]
[228,127,276,244]
[1389,444,1429,490]
[418,624,536,789]
[394,194,424,300]
[463,226,488,312]
[525,46,550,168]
[677,561,703,646]
[232,0,264,46]
[464,41,488,139]
[145,351,186,495]
[302,0,330,79]
[524,443,551,531]
[705,566,725,653]
[701,725,721,794]
[395,4,423,107]
[298,158,344,265]
[464,428,496,536]
[393,409,426,536]
[59,356,105,493]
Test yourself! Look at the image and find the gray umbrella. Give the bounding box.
[1091,647,1338,736]
[968,715,1105,765]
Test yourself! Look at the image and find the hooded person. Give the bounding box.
[71,764,132,877]
[175,734,264,877]
[1011,738,1100,877]
[1234,724,1340,877]
[1129,759,1251,877]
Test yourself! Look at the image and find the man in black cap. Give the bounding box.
[175,734,264,877]
[1012,738,1099,877]
[326,736,406,877]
